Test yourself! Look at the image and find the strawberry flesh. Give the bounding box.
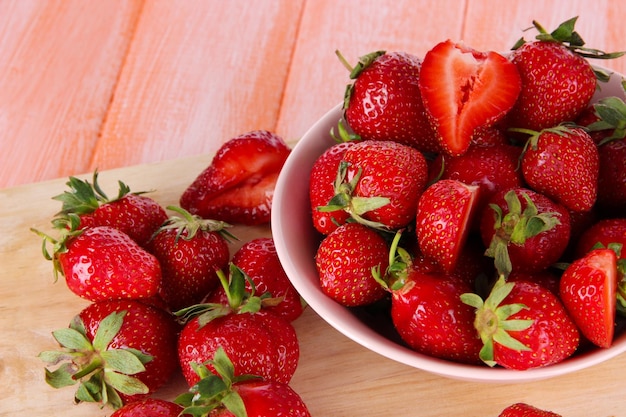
[419,40,521,156]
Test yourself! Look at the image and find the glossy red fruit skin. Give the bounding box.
[521,127,599,212]
[58,226,162,302]
[110,398,187,417]
[429,144,524,227]
[479,188,571,274]
[78,193,168,248]
[80,300,180,403]
[180,130,291,225]
[316,222,388,307]
[391,270,483,364]
[559,248,617,348]
[416,179,480,272]
[343,140,428,229]
[493,280,579,370]
[178,310,299,387]
[575,218,626,260]
[506,41,596,131]
[498,402,562,417]
[149,226,230,312]
[206,237,304,322]
[344,51,439,153]
[213,379,311,417]
[309,142,355,234]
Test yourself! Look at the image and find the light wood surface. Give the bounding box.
[1,1,626,416]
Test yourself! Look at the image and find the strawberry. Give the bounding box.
[111,398,188,417]
[480,188,571,277]
[176,264,299,386]
[575,218,626,260]
[498,403,562,417]
[506,17,624,131]
[39,299,179,409]
[176,347,311,417]
[180,130,291,225]
[148,206,233,312]
[339,50,439,152]
[309,141,355,234]
[517,125,599,212]
[560,248,617,348]
[415,179,480,272]
[379,237,483,364]
[462,276,579,370]
[34,222,162,302]
[418,39,521,156]
[206,237,305,322]
[315,222,388,307]
[428,144,525,226]
[52,170,167,248]
[319,140,428,230]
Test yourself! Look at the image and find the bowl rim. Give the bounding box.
[271,68,626,383]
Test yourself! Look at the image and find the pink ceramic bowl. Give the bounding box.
[271,68,626,383]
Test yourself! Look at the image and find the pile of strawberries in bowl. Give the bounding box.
[272,17,626,382]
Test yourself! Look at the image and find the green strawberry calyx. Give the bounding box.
[461,276,533,367]
[372,230,413,291]
[317,161,391,230]
[38,310,152,410]
[175,347,260,417]
[483,189,562,278]
[336,49,386,110]
[174,263,282,327]
[155,205,237,243]
[586,96,626,144]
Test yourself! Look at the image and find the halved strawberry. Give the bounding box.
[180,130,291,225]
[419,40,521,156]
[559,248,618,348]
[415,179,480,272]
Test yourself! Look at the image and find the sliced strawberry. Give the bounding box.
[180,130,291,225]
[415,179,480,272]
[559,248,618,348]
[419,40,521,156]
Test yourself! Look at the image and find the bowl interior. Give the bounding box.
[271,68,626,383]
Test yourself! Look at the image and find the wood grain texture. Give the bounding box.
[0,0,143,187]
[2,157,626,416]
[88,0,304,172]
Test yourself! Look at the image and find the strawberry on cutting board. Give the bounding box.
[180,130,291,225]
[52,170,168,248]
[498,403,562,417]
[39,299,179,410]
[418,39,521,156]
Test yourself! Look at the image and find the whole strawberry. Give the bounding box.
[320,139,428,230]
[416,179,480,272]
[419,40,521,156]
[315,222,389,307]
[480,188,571,277]
[498,403,562,417]
[148,206,233,312]
[35,222,162,302]
[506,17,624,131]
[340,50,439,152]
[309,141,355,234]
[207,237,305,322]
[176,348,311,417]
[518,125,599,212]
[39,299,179,409]
[176,264,299,387]
[180,130,291,225]
[111,398,188,417]
[462,277,579,370]
[52,170,167,248]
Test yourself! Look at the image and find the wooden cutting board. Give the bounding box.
[1,154,625,416]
